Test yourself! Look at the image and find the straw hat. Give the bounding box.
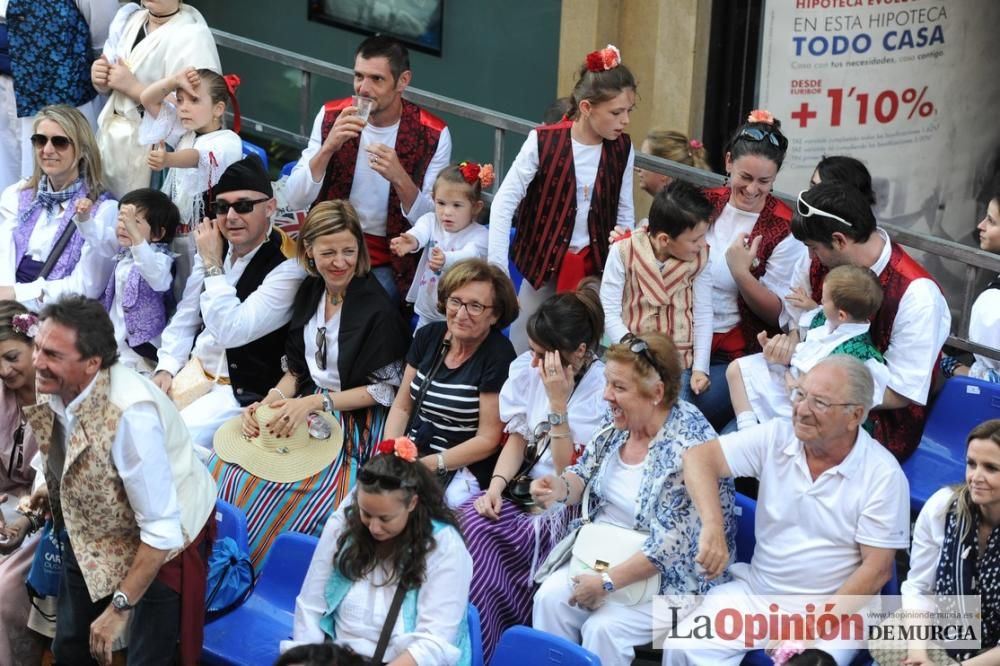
[213,405,343,483]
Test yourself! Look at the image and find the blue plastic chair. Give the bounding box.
[201,532,319,666]
[490,625,600,665]
[734,492,757,565]
[902,375,1000,515]
[468,603,485,666]
[241,139,269,170]
[280,160,298,177]
[213,500,249,554]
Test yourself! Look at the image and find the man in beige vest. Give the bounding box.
[22,295,215,665]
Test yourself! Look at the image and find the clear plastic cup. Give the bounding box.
[352,95,376,123]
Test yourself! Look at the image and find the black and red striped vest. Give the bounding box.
[704,188,793,356]
[809,241,937,460]
[317,98,445,299]
[510,121,631,289]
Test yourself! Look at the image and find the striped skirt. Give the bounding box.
[459,494,575,662]
[209,405,388,570]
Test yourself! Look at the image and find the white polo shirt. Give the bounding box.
[720,419,910,596]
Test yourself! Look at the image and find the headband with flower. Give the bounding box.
[747,109,776,125]
[458,161,495,189]
[11,313,39,338]
[374,436,419,462]
[585,44,622,72]
[223,74,242,133]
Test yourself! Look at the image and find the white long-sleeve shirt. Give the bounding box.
[0,181,118,310]
[966,284,1000,381]
[487,129,635,270]
[291,500,473,665]
[283,106,452,236]
[154,241,306,378]
[600,239,713,372]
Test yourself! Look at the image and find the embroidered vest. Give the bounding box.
[24,366,215,601]
[320,520,471,665]
[510,121,631,290]
[6,0,95,116]
[704,188,792,357]
[316,98,445,300]
[224,229,292,405]
[101,250,172,348]
[617,231,708,368]
[808,243,936,459]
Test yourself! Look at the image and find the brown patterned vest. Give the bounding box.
[316,97,445,299]
[704,187,793,357]
[808,241,937,460]
[510,121,631,289]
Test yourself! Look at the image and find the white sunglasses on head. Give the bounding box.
[796,190,855,228]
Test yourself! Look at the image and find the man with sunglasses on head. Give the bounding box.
[152,154,306,449]
[779,181,949,460]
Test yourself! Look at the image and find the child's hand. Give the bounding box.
[786,286,818,312]
[174,66,200,97]
[690,370,711,395]
[389,234,418,257]
[74,198,94,223]
[428,246,446,272]
[118,204,144,246]
[148,141,167,171]
[107,61,138,93]
[91,55,111,88]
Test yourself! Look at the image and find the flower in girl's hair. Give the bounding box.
[478,164,495,188]
[585,44,621,72]
[747,109,776,125]
[771,642,805,666]
[458,161,481,186]
[375,437,418,462]
[11,313,39,338]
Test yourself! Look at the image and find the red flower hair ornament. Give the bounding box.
[585,44,622,72]
[375,436,419,463]
[458,161,495,189]
[223,73,242,133]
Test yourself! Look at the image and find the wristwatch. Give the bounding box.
[600,572,616,593]
[111,590,133,612]
[320,392,333,412]
[547,411,568,427]
[435,452,447,476]
[204,264,224,278]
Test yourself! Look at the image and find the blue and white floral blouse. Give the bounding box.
[565,400,736,596]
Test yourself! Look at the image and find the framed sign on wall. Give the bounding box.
[307,0,444,55]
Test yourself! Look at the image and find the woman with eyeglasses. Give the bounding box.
[385,258,519,508]
[291,438,473,665]
[211,201,409,566]
[0,300,46,665]
[0,105,118,310]
[458,282,607,661]
[694,109,807,429]
[531,332,736,665]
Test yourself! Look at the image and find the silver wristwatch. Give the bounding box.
[111,589,133,611]
[204,264,224,278]
[547,411,568,426]
[320,392,333,412]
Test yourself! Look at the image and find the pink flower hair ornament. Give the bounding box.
[747,109,776,125]
[374,436,419,463]
[458,161,495,189]
[689,139,704,150]
[770,642,806,666]
[585,44,622,72]
[11,313,39,338]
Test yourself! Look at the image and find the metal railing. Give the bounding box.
[212,28,1000,362]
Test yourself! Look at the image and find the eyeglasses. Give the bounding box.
[30,134,73,150]
[6,424,24,480]
[315,326,327,371]
[789,388,859,414]
[628,339,662,375]
[796,190,855,229]
[210,197,270,217]
[446,297,493,318]
[358,468,417,490]
[738,127,788,151]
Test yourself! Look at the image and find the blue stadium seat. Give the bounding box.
[280,160,298,177]
[468,603,485,666]
[734,492,757,565]
[213,500,249,554]
[902,375,1000,515]
[490,625,601,665]
[241,139,269,170]
[201,532,318,665]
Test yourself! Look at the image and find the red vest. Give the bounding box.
[704,188,793,356]
[510,121,631,289]
[808,241,935,460]
[317,98,445,299]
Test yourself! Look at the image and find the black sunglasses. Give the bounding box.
[738,127,788,152]
[315,327,327,371]
[6,424,24,480]
[629,339,662,375]
[30,134,73,150]
[358,468,417,490]
[211,197,270,217]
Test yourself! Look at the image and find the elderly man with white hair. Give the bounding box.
[663,355,910,666]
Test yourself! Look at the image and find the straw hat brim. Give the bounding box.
[213,411,344,483]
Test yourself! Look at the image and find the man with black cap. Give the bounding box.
[152,153,306,449]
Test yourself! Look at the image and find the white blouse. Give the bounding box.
[900,487,956,612]
[291,500,473,665]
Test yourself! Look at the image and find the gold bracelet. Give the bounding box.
[549,432,571,439]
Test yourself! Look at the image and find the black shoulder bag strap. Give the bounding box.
[38,221,79,280]
[405,334,452,435]
[371,583,407,665]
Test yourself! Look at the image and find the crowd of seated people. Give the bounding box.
[0,18,997,666]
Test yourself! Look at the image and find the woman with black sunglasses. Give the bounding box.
[0,105,118,310]
[291,438,473,665]
[0,300,46,665]
[210,201,409,566]
[694,109,807,429]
